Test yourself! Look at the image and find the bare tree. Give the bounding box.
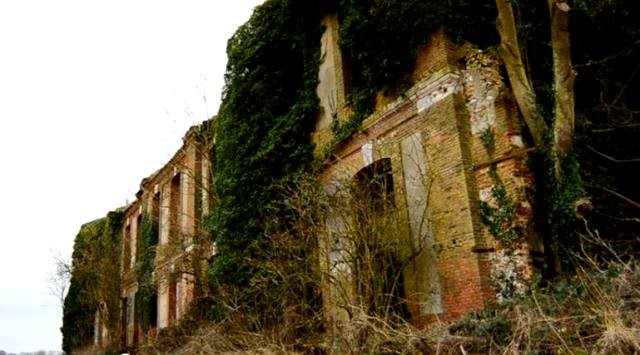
[495,0,575,166]
[495,0,585,276]
[46,251,71,312]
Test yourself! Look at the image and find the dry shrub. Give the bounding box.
[158,321,293,355]
[450,228,640,354]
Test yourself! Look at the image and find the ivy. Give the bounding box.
[135,213,158,332]
[212,0,501,293]
[332,0,498,141]
[211,0,325,299]
[533,147,585,271]
[210,2,502,323]
[480,128,496,156]
[477,128,521,248]
[480,176,521,248]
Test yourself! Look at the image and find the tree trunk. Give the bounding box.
[495,0,548,148]
[495,0,566,276]
[549,0,576,161]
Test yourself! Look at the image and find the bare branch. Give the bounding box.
[586,145,640,163]
[574,39,640,68]
[46,251,71,312]
[590,185,640,209]
[591,123,640,133]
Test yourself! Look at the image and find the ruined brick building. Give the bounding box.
[117,123,214,348]
[75,14,539,353]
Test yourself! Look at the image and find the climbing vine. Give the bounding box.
[478,128,521,248]
[213,1,500,295]
[332,0,498,142]
[211,0,326,308]
[533,144,585,273]
[210,1,519,324]
[135,213,159,332]
[476,127,528,301]
[480,172,520,248]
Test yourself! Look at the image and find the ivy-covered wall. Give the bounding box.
[210,0,500,290]
[62,211,124,354]
[211,0,326,288]
[135,213,158,333]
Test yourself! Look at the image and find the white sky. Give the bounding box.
[0,0,264,352]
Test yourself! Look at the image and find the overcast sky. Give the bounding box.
[0,0,264,352]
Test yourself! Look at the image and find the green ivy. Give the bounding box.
[211,0,325,299]
[534,147,585,271]
[332,0,498,141]
[477,128,520,248]
[480,176,521,248]
[135,213,158,332]
[480,128,496,156]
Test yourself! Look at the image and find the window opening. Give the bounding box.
[353,158,410,321]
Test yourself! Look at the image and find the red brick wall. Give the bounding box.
[321,28,536,326]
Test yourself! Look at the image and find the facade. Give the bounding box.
[86,15,538,352]
[118,123,214,350]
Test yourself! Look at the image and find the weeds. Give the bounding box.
[450,229,640,354]
[141,226,639,354]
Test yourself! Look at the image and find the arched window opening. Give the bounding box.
[352,158,410,321]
